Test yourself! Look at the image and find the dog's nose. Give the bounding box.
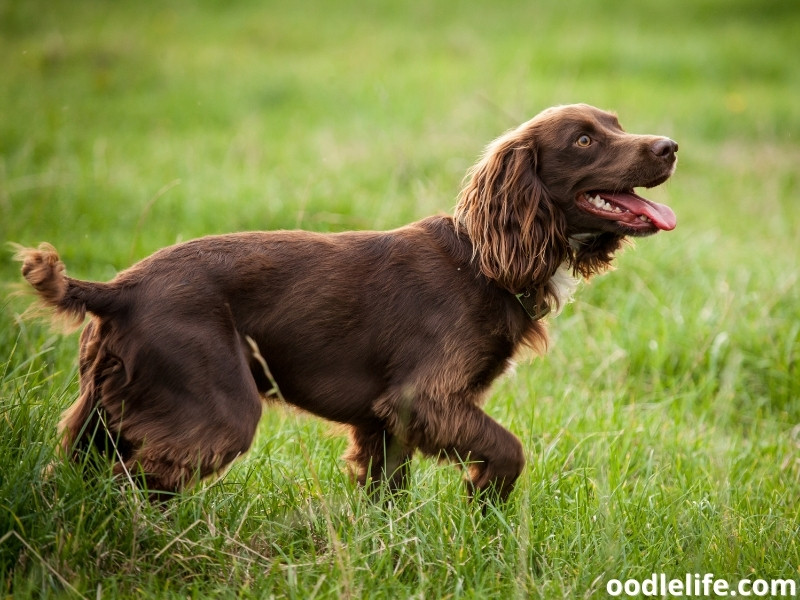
[651,138,678,158]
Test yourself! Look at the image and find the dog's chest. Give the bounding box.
[548,262,580,316]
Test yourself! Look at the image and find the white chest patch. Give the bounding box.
[548,262,581,316]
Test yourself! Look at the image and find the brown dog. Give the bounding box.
[18,104,677,500]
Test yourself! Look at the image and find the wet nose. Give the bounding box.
[651,138,678,158]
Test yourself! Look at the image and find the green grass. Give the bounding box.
[2,0,799,597]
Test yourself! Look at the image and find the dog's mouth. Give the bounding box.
[576,190,677,233]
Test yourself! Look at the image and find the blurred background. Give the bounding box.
[1,0,799,596]
[2,0,797,262]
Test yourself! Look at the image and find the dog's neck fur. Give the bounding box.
[568,232,601,249]
[514,233,604,321]
[425,216,612,322]
[516,261,580,320]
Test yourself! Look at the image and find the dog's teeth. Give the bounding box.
[639,215,651,222]
[587,194,622,213]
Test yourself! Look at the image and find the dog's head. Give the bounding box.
[455,103,677,296]
[532,103,677,237]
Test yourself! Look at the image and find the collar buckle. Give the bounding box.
[516,291,551,321]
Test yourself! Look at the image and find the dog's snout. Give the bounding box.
[651,138,678,159]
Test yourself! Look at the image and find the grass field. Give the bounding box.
[2,0,799,597]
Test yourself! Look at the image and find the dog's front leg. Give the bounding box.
[411,401,525,502]
[344,425,412,495]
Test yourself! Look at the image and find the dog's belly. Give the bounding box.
[246,334,387,426]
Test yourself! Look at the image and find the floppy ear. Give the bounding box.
[455,126,568,299]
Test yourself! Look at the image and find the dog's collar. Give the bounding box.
[515,291,551,321]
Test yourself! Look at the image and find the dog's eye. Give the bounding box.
[576,135,592,147]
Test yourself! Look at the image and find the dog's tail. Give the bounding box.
[14,243,119,326]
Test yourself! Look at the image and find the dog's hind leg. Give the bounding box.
[60,318,135,463]
[76,309,264,497]
[119,338,263,496]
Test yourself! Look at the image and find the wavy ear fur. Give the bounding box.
[454,125,568,306]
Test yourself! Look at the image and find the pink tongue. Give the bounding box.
[600,191,677,231]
